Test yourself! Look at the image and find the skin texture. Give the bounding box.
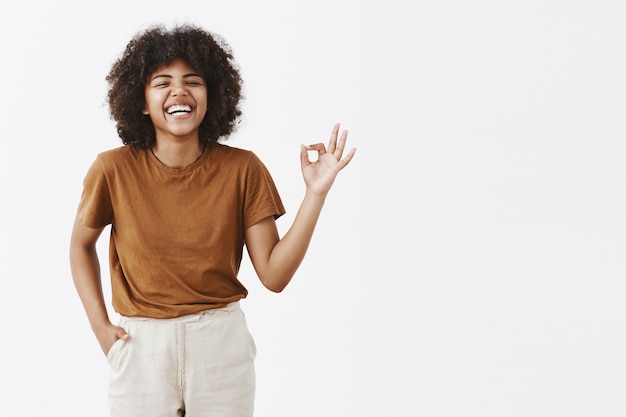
[70,57,356,357]
[106,24,242,148]
[142,59,208,167]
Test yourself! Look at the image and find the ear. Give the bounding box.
[142,106,149,115]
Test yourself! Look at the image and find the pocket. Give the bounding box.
[106,338,126,368]
[106,338,123,362]
[238,309,257,358]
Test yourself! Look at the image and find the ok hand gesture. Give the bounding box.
[300,123,356,197]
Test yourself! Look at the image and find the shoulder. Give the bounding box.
[211,142,254,158]
[96,146,141,163]
[92,146,146,170]
[83,146,148,182]
[209,142,262,166]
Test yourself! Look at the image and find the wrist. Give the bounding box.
[89,314,112,333]
[304,187,329,201]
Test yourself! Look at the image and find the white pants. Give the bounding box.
[107,302,256,417]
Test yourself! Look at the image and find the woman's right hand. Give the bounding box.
[94,323,130,356]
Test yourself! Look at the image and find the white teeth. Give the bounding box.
[167,104,192,114]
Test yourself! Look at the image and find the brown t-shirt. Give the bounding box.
[77,142,285,318]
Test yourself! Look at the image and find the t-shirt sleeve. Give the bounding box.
[76,156,114,229]
[243,153,286,229]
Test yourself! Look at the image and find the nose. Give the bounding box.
[171,82,188,97]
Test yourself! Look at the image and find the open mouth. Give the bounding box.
[166,104,192,115]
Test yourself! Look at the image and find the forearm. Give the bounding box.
[260,190,326,291]
[250,123,355,292]
[69,245,111,331]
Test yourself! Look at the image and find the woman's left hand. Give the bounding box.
[300,123,356,197]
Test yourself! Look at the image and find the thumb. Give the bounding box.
[117,329,131,342]
[299,144,310,168]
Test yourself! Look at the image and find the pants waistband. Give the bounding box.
[120,301,241,323]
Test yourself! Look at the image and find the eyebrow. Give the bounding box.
[151,73,203,81]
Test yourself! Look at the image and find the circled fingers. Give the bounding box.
[307,143,326,154]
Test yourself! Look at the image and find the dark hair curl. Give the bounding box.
[106,24,243,148]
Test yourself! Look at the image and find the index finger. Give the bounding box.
[306,143,327,154]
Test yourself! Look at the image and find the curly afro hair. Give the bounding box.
[106,24,243,149]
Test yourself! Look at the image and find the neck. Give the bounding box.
[151,140,205,169]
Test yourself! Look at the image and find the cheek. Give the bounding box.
[144,90,165,113]
[198,101,208,115]
[143,89,151,114]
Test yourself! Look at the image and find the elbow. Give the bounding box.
[260,273,291,293]
[263,280,287,293]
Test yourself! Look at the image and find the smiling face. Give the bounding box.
[143,58,208,143]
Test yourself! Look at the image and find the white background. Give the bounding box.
[1,1,625,416]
